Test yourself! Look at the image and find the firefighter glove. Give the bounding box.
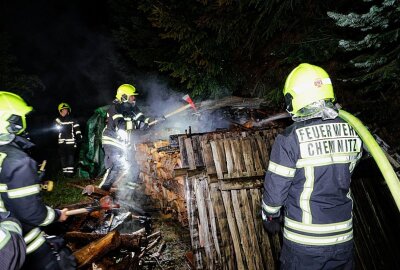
[139,121,150,130]
[76,135,83,144]
[262,210,281,234]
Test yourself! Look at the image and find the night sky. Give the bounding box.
[2,0,200,166]
[3,0,119,117]
[2,0,136,164]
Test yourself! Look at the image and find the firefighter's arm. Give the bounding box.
[131,106,150,129]
[55,118,62,132]
[73,119,83,142]
[4,157,62,226]
[262,134,297,217]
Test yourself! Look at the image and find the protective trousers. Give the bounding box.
[99,144,125,191]
[280,240,354,270]
[58,144,76,177]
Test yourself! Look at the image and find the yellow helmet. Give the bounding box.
[283,63,335,115]
[116,84,138,102]
[0,91,33,135]
[58,102,71,113]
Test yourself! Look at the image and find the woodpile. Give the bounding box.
[135,141,188,225]
[177,128,283,270]
[133,125,285,269]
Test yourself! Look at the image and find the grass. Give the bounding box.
[42,175,96,208]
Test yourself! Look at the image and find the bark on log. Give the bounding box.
[72,230,121,268]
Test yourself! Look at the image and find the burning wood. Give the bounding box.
[65,231,142,250]
[73,230,121,268]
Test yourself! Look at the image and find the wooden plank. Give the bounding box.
[209,183,234,270]
[178,135,189,168]
[231,190,256,269]
[194,178,215,269]
[192,135,205,167]
[250,137,264,174]
[242,138,256,176]
[185,137,197,170]
[255,135,270,168]
[240,189,263,269]
[201,140,217,175]
[223,139,234,178]
[219,178,263,191]
[230,139,245,177]
[221,191,245,269]
[210,140,226,179]
[216,140,227,172]
[204,179,222,269]
[185,176,204,269]
[174,168,205,177]
[250,189,276,270]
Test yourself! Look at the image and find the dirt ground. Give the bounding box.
[119,187,193,270]
[145,214,192,270]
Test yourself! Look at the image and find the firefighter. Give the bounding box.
[0,211,26,270]
[262,64,363,269]
[55,102,83,177]
[0,91,72,269]
[99,84,150,191]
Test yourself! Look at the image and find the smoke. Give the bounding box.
[130,76,231,142]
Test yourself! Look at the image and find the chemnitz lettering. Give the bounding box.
[296,123,362,158]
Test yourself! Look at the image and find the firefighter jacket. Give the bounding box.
[55,115,82,146]
[0,135,61,254]
[0,214,26,270]
[102,101,150,151]
[262,117,362,246]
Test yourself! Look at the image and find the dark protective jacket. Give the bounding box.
[0,215,26,270]
[55,115,82,146]
[102,101,150,151]
[0,135,60,254]
[262,117,362,246]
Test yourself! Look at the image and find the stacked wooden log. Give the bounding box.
[135,141,188,225]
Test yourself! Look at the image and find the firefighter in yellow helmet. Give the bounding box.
[262,64,363,269]
[0,92,74,269]
[99,84,150,191]
[55,102,83,177]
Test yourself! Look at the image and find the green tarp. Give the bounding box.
[77,105,109,178]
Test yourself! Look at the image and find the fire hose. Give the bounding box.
[339,110,400,212]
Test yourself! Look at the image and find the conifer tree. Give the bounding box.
[328,0,400,143]
[327,0,400,95]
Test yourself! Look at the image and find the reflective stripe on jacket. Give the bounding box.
[262,117,362,246]
[102,102,149,148]
[0,136,60,253]
[55,115,82,145]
